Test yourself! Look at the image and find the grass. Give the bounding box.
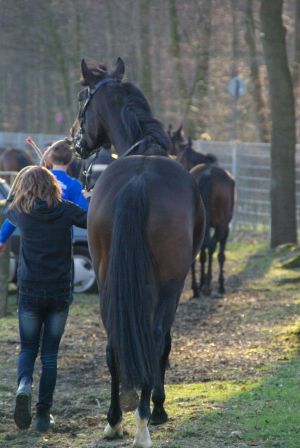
[1,240,300,447]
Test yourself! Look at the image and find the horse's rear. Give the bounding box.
[88,155,204,442]
[190,164,235,296]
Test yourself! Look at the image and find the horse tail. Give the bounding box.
[197,167,212,243]
[104,174,157,390]
[197,167,211,212]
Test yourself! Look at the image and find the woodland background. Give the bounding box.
[0,0,299,143]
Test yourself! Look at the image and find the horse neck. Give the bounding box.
[105,112,136,156]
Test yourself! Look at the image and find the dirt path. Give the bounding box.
[0,242,298,447]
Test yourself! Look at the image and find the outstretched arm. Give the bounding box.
[0,219,16,255]
[0,219,16,243]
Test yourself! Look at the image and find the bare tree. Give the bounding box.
[168,0,212,138]
[245,0,270,142]
[260,0,297,247]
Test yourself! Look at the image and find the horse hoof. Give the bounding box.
[150,408,168,426]
[133,440,153,448]
[133,410,152,447]
[104,422,123,439]
[120,389,139,412]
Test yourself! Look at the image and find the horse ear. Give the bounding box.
[167,124,173,136]
[80,59,92,85]
[177,124,183,135]
[111,57,125,80]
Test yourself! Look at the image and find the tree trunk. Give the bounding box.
[245,0,270,142]
[260,0,297,247]
[293,0,300,142]
[230,0,239,78]
[169,0,189,113]
[188,0,212,136]
[169,0,212,138]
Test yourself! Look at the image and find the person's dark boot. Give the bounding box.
[34,404,54,433]
[14,378,32,430]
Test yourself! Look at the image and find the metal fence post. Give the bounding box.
[0,199,9,317]
[231,142,238,235]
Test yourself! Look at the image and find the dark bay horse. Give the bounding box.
[167,124,185,156]
[177,137,218,171]
[71,58,205,447]
[0,148,34,184]
[167,125,217,169]
[190,164,235,297]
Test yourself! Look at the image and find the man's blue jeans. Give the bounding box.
[18,288,71,408]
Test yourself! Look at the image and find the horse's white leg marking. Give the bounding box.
[133,409,152,448]
[104,420,123,439]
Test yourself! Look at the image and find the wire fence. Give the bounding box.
[0,131,299,233]
[194,140,300,232]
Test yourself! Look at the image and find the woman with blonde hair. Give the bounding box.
[0,166,87,432]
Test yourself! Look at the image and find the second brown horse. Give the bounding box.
[190,164,235,297]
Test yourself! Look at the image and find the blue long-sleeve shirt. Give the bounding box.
[0,170,88,243]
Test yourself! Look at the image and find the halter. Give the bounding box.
[73,77,119,158]
[74,78,160,161]
[78,78,119,126]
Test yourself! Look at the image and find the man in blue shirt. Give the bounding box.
[0,139,88,246]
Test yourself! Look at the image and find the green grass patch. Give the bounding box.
[152,357,300,447]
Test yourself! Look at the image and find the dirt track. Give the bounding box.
[0,243,296,447]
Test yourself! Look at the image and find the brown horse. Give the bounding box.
[177,137,218,171]
[71,58,205,447]
[0,148,34,183]
[168,125,217,169]
[167,124,185,156]
[190,164,235,297]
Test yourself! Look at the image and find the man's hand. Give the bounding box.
[0,243,6,256]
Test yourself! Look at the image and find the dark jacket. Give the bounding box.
[7,200,87,291]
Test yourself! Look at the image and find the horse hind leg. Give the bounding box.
[133,385,152,448]
[191,258,200,298]
[104,344,123,439]
[217,227,229,295]
[150,330,171,425]
[203,234,217,296]
[199,247,206,292]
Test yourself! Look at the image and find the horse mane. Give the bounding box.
[120,82,171,153]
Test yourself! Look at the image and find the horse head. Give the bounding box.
[169,124,185,155]
[71,58,125,159]
[71,57,170,159]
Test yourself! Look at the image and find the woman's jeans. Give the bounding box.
[18,287,72,408]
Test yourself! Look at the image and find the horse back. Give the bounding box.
[190,164,235,227]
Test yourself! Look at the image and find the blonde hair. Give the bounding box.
[8,166,62,213]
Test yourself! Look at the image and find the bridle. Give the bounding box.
[73,77,152,160]
[73,77,119,158]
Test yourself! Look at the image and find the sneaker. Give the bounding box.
[34,405,55,433]
[14,379,32,430]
